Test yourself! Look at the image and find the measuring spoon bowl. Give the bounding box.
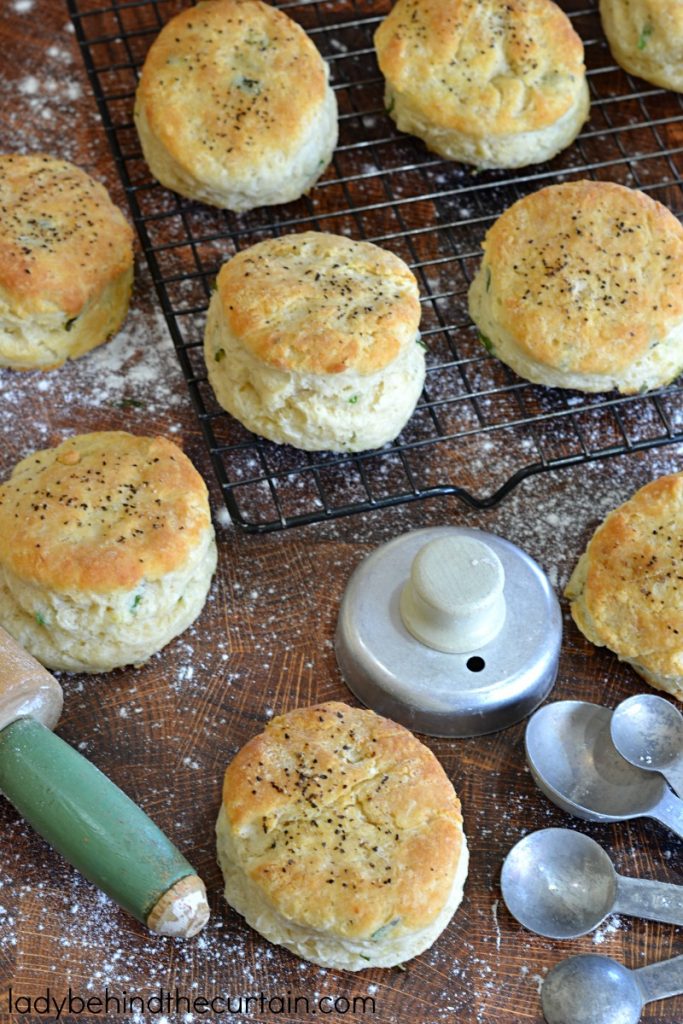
[542,955,643,1024]
[501,829,616,938]
[525,702,683,837]
[542,953,683,1024]
[611,694,683,799]
[501,828,683,939]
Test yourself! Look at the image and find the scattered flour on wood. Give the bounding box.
[593,916,624,945]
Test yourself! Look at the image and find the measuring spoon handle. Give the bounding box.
[635,955,683,1005]
[652,787,683,839]
[615,875,683,927]
[664,761,683,801]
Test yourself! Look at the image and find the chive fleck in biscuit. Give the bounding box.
[566,473,683,701]
[0,154,133,371]
[204,231,425,452]
[468,179,683,393]
[600,1,683,93]
[374,0,589,169]
[134,0,338,212]
[0,432,217,673]
[216,702,468,970]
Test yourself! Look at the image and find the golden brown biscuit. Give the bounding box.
[565,473,683,701]
[468,179,683,393]
[134,0,338,211]
[600,0,683,93]
[204,231,425,452]
[0,432,217,672]
[216,701,468,969]
[0,153,133,370]
[374,0,589,169]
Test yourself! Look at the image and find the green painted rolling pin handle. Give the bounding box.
[0,625,209,938]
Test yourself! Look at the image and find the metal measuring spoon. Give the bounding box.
[611,694,683,799]
[541,953,683,1024]
[525,701,683,838]
[501,828,683,939]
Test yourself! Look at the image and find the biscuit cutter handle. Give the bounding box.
[0,718,209,937]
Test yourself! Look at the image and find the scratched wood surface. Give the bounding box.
[0,2,682,1023]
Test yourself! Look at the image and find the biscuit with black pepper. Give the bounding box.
[0,154,133,370]
[375,0,589,169]
[135,0,338,211]
[566,473,683,701]
[0,432,217,673]
[204,231,425,452]
[216,702,468,969]
[468,180,683,393]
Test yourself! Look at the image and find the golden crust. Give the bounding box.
[374,0,585,139]
[135,0,328,182]
[480,180,683,376]
[222,701,465,940]
[216,232,421,375]
[0,153,133,318]
[0,432,212,594]
[566,473,683,691]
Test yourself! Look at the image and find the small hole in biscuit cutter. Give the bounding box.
[466,656,485,673]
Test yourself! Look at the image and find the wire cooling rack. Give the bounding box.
[67,0,683,531]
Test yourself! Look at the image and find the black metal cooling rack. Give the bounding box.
[67,0,683,531]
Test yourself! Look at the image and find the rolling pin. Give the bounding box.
[0,625,209,938]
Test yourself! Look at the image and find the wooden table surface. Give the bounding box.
[1,2,682,1022]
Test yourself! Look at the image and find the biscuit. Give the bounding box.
[468,179,683,393]
[0,154,133,371]
[565,473,683,701]
[134,0,338,212]
[204,231,425,452]
[374,0,589,170]
[0,432,217,673]
[216,701,468,970]
[600,1,683,93]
